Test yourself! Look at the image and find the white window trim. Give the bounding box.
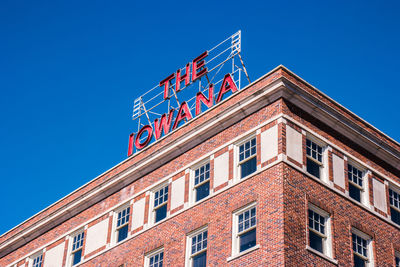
[389,185,400,212]
[189,159,212,204]
[234,134,258,181]
[28,251,44,267]
[144,247,164,267]
[231,202,257,256]
[306,135,328,183]
[149,182,170,225]
[307,204,333,259]
[347,160,370,207]
[67,229,85,267]
[351,228,374,267]
[112,203,131,244]
[185,226,208,267]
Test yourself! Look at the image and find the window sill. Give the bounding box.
[306,246,338,265]
[227,244,260,262]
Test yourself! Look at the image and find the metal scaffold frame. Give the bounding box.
[132,30,251,140]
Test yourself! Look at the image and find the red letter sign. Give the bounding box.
[195,84,214,116]
[154,109,174,140]
[127,132,135,156]
[173,101,193,130]
[135,125,153,150]
[160,73,175,100]
[216,73,238,103]
[191,51,208,82]
[175,63,190,92]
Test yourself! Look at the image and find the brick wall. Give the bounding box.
[2,66,400,267]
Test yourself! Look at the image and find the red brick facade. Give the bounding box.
[1,66,400,266]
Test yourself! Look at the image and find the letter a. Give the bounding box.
[216,73,238,103]
[173,101,193,130]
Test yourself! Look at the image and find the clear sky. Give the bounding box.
[1,0,399,235]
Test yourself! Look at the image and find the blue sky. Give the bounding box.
[1,0,399,234]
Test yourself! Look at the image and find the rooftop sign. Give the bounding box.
[128,31,250,156]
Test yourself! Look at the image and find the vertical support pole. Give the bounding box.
[239,68,241,90]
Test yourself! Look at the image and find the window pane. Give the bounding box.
[117,224,129,242]
[72,232,84,251]
[149,251,163,267]
[348,164,363,187]
[154,186,168,208]
[306,139,323,163]
[306,158,320,178]
[117,207,130,227]
[238,207,256,234]
[196,181,210,202]
[239,138,256,163]
[155,204,167,223]
[72,249,82,265]
[239,228,256,252]
[194,163,210,186]
[349,183,361,202]
[391,207,400,225]
[352,233,368,257]
[241,157,257,178]
[193,251,207,267]
[191,230,208,255]
[390,189,400,209]
[309,231,323,253]
[353,254,366,267]
[33,254,43,267]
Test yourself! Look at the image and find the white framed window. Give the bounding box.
[389,186,400,226]
[114,204,131,243]
[69,230,85,266]
[351,228,373,267]
[145,247,164,267]
[307,204,333,258]
[237,136,257,179]
[151,184,169,224]
[306,137,326,181]
[185,226,208,267]
[190,161,211,203]
[29,252,43,267]
[347,162,368,205]
[232,202,257,256]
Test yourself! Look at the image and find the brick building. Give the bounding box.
[1,66,400,267]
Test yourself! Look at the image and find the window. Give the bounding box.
[115,205,130,243]
[32,254,43,267]
[306,138,323,179]
[308,205,332,257]
[153,185,168,223]
[347,163,365,203]
[238,137,257,179]
[193,162,210,202]
[145,248,164,267]
[186,227,208,267]
[352,229,373,267]
[396,252,400,267]
[232,203,257,255]
[389,188,400,226]
[71,231,84,266]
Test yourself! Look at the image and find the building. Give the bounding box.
[1,65,400,267]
